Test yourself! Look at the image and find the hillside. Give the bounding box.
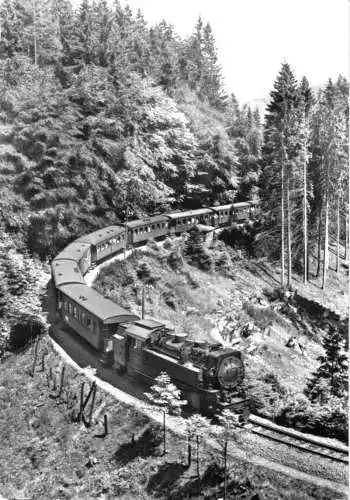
[0,333,347,500]
[93,234,348,442]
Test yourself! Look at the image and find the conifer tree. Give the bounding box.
[201,22,225,108]
[305,325,348,401]
[259,62,299,285]
[297,76,313,282]
[310,80,348,288]
[0,0,24,58]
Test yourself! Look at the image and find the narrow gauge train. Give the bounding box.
[49,201,258,416]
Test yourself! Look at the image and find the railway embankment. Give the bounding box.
[0,331,347,500]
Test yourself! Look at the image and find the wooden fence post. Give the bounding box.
[87,384,97,427]
[78,382,85,422]
[31,337,40,377]
[103,414,108,437]
[41,352,47,372]
[58,365,66,398]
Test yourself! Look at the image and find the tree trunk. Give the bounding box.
[31,336,40,377]
[163,411,166,455]
[345,214,349,260]
[142,285,145,319]
[303,156,308,283]
[224,439,228,500]
[281,138,285,287]
[316,209,323,278]
[187,433,192,467]
[286,175,292,287]
[33,0,38,66]
[336,194,340,272]
[196,435,200,495]
[322,169,330,289]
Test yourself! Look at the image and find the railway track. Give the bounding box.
[248,415,348,464]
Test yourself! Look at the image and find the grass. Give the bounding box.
[93,237,347,442]
[0,335,347,500]
[93,238,326,394]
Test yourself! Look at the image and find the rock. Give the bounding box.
[76,467,85,479]
[286,336,297,348]
[86,455,98,468]
[61,475,74,487]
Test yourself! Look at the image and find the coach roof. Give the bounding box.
[211,204,232,212]
[77,225,125,245]
[52,259,85,287]
[58,284,139,324]
[54,241,91,262]
[166,208,212,219]
[233,202,251,208]
[126,215,169,229]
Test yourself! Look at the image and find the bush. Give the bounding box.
[278,394,348,442]
[163,237,173,250]
[214,250,232,274]
[8,314,47,351]
[167,250,183,271]
[137,262,152,282]
[219,224,258,257]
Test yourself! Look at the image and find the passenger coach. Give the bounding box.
[57,283,139,359]
[167,208,213,234]
[77,226,126,262]
[126,215,169,245]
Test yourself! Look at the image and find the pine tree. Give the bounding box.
[201,22,225,108]
[180,16,204,93]
[297,77,314,282]
[145,372,186,454]
[0,0,24,58]
[305,325,348,401]
[259,62,299,285]
[15,0,62,65]
[311,80,348,288]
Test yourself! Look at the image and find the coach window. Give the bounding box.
[81,311,86,324]
[87,317,92,330]
[92,320,97,335]
[73,306,77,318]
[135,229,138,235]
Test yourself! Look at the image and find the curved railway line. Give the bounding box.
[248,415,348,464]
[78,240,349,467]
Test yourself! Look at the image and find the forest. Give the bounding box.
[0,0,348,294]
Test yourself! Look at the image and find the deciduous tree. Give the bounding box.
[145,371,186,455]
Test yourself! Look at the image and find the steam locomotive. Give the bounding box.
[49,201,258,415]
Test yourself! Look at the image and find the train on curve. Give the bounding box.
[49,200,259,416]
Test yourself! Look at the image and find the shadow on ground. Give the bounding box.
[113,423,163,464]
[146,460,256,499]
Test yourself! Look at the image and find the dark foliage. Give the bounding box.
[8,314,47,351]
